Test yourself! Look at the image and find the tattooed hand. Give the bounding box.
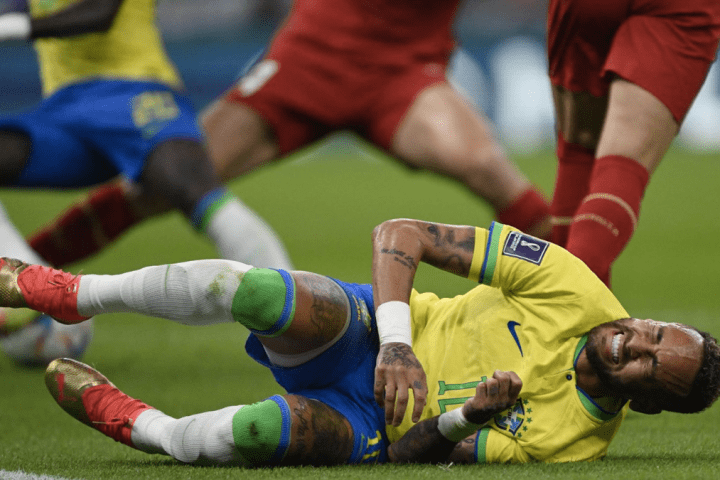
[462,370,522,425]
[374,342,428,427]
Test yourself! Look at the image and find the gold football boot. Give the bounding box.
[46,358,152,447]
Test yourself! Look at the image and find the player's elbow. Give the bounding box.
[372,219,418,245]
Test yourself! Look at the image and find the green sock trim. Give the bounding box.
[196,189,235,233]
[232,396,290,465]
[231,268,295,337]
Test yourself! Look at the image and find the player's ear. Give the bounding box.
[628,398,662,415]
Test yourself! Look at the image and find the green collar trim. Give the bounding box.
[573,335,625,421]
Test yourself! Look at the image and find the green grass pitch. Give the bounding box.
[1,135,719,479]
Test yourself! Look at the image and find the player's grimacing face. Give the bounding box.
[585,318,704,400]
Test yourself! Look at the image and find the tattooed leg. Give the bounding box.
[277,395,355,466]
[258,271,351,357]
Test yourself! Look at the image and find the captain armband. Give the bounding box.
[437,407,483,443]
[375,301,412,347]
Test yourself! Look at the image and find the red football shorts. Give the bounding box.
[224,39,448,155]
[548,0,720,122]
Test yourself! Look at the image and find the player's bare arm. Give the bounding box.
[372,219,476,426]
[388,370,522,463]
[372,219,476,301]
[30,0,124,38]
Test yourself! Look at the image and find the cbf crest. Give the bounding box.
[494,398,532,437]
[352,295,372,332]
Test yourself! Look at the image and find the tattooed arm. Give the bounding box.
[371,219,476,304]
[388,370,522,464]
[371,220,476,426]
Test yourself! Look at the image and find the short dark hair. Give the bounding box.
[661,329,720,413]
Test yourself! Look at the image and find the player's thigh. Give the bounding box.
[1,120,110,188]
[258,271,351,354]
[280,394,355,465]
[390,83,499,174]
[597,11,720,172]
[552,85,608,150]
[595,78,677,173]
[200,98,280,181]
[0,129,31,183]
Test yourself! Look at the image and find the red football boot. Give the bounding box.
[0,258,88,323]
[45,358,153,448]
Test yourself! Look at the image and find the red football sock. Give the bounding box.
[565,155,649,287]
[550,133,594,247]
[28,184,138,267]
[497,187,551,240]
[497,187,550,240]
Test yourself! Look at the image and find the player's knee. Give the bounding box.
[143,139,220,216]
[232,395,291,466]
[231,268,295,337]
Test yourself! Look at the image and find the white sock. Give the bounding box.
[76,260,252,325]
[0,201,46,265]
[132,406,245,465]
[205,198,293,270]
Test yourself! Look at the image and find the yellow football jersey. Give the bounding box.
[30,0,182,96]
[386,223,630,463]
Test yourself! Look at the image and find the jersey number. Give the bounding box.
[437,378,486,413]
[132,92,180,129]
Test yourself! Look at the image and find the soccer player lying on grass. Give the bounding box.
[1,219,719,465]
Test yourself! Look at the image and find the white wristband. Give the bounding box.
[375,301,412,346]
[437,407,482,442]
[0,13,31,41]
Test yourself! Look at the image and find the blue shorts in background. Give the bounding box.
[1,79,202,188]
[245,279,389,464]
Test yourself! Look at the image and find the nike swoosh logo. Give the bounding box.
[507,321,523,357]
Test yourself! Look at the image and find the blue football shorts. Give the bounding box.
[1,79,202,187]
[245,278,390,464]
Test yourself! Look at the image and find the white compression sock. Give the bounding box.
[131,406,245,465]
[76,260,252,325]
[0,201,46,265]
[205,198,293,270]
